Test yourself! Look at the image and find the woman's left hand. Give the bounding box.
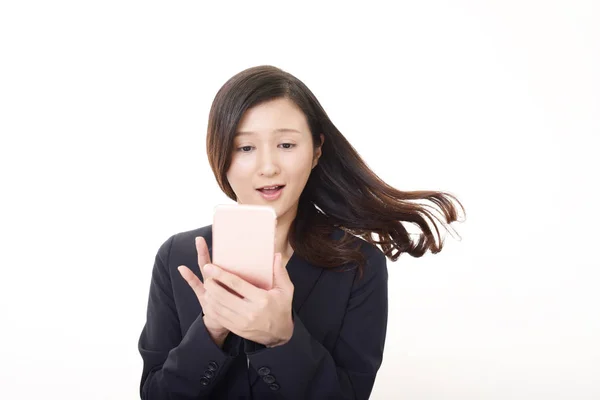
[201,253,295,348]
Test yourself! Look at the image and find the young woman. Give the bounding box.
[138,65,465,399]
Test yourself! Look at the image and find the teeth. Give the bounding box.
[262,186,280,190]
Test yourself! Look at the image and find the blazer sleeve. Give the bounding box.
[246,248,389,399]
[138,235,238,399]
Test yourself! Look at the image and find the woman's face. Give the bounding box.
[226,97,323,220]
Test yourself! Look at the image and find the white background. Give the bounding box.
[1,1,599,399]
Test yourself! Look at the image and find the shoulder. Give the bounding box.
[172,224,214,249]
[331,227,388,289]
[356,238,388,291]
[155,224,214,267]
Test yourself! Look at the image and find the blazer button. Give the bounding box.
[269,383,280,391]
[257,367,270,376]
[204,370,215,379]
[199,377,210,386]
[262,374,276,384]
[207,361,218,371]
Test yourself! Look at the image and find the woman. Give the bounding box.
[138,65,465,399]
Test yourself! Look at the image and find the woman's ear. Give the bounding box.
[313,134,324,169]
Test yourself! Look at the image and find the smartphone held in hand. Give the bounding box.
[212,204,277,290]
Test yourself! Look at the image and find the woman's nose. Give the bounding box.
[258,149,280,176]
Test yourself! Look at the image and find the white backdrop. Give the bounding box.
[1,1,599,399]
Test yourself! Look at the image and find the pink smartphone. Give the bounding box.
[212,204,277,290]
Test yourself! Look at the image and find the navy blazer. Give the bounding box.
[138,225,388,399]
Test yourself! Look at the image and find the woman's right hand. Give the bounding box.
[178,236,230,347]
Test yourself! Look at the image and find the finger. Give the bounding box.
[202,286,238,326]
[214,279,244,298]
[273,252,282,276]
[204,278,250,313]
[204,264,262,301]
[195,236,211,275]
[272,253,291,289]
[208,306,237,332]
[209,302,240,329]
[178,265,206,297]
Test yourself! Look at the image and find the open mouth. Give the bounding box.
[256,185,285,200]
[257,185,285,193]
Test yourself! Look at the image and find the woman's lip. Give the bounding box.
[256,186,284,201]
[257,185,285,190]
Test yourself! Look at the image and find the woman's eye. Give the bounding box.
[237,144,294,152]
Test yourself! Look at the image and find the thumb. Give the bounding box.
[272,253,291,289]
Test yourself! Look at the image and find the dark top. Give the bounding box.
[138,224,388,399]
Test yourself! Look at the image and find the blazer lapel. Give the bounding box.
[286,251,323,313]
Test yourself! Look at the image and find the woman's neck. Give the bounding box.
[274,207,296,259]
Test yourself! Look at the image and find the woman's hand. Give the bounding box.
[201,253,295,348]
[177,236,230,347]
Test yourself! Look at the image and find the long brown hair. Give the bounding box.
[206,65,465,277]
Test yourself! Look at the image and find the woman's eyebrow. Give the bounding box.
[236,128,302,136]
